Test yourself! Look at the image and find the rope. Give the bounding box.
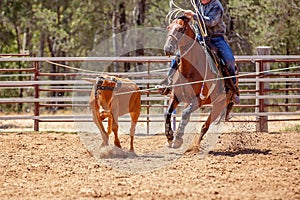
[45,60,169,75]
[179,36,197,58]
[167,0,198,23]
[115,65,300,96]
[46,60,103,74]
[199,47,209,99]
[191,0,208,37]
[18,57,299,97]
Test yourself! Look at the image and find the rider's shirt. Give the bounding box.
[197,0,226,37]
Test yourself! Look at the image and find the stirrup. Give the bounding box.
[232,85,240,104]
[232,93,240,104]
[156,76,172,95]
[155,84,171,95]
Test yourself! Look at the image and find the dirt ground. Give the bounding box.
[0,119,299,200]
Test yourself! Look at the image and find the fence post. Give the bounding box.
[256,46,271,132]
[147,61,150,135]
[33,60,40,131]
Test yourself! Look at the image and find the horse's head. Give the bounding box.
[164,16,194,56]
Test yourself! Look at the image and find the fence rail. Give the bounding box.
[1,54,300,133]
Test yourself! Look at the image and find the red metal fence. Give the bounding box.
[0,54,299,133]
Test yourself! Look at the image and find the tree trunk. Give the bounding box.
[15,25,23,113]
[135,0,145,72]
[112,0,120,72]
[119,2,130,72]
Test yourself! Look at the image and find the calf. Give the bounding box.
[88,75,141,151]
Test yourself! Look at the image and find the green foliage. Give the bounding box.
[229,0,300,54]
[1,0,299,56]
[283,124,300,132]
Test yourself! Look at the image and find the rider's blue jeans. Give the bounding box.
[209,36,236,84]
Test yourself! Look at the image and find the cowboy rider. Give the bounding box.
[161,0,240,104]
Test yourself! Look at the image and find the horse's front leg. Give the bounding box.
[172,101,199,148]
[165,96,179,147]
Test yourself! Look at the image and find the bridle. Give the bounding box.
[167,20,187,47]
[167,18,197,57]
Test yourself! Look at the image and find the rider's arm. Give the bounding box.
[201,5,222,28]
[184,5,222,28]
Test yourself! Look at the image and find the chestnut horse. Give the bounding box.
[163,16,234,149]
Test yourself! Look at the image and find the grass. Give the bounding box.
[283,124,300,132]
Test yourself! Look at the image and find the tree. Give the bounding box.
[228,0,300,55]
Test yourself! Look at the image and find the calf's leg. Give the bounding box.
[129,112,140,151]
[89,97,109,146]
[112,118,121,148]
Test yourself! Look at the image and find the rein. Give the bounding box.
[167,33,180,43]
[180,36,197,58]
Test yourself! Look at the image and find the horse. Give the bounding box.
[87,75,141,151]
[163,16,234,149]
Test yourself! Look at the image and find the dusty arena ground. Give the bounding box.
[0,118,299,199]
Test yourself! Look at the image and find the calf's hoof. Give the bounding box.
[113,139,122,148]
[100,141,109,147]
[171,137,183,149]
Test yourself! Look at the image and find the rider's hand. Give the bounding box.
[184,10,195,19]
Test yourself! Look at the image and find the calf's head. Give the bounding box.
[95,76,118,110]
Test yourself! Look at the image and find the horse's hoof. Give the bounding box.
[165,140,173,148]
[171,138,183,149]
[225,115,232,122]
[185,145,200,154]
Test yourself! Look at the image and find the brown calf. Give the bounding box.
[87,75,141,151]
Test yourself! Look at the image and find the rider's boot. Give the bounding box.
[158,68,176,95]
[157,55,179,95]
[231,64,240,104]
[222,61,240,104]
[232,84,240,104]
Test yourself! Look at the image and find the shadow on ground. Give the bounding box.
[209,149,271,157]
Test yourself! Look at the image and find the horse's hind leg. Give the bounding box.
[225,102,234,121]
[198,96,227,146]
[165,96,179,147]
